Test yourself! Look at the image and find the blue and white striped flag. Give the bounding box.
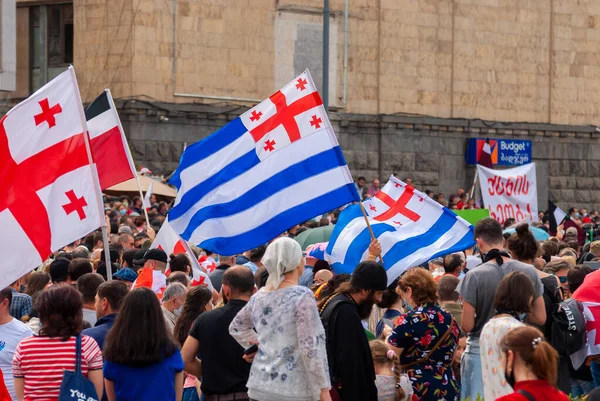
[168,70,359,255]
[326,176,475,284]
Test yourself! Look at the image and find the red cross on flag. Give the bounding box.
[240,72,326,161]
[0,68,104,288]
[150,220,213,291]
[363,178,425,227]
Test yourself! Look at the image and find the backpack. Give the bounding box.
[550,298,587,357]
[58,334,99,401]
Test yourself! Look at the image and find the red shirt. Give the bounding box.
[12,335,103,401]
[496,380,569,401]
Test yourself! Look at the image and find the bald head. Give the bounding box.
[314,269,333,285]
[222,265,255,297]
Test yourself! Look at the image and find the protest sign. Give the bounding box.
[477,163,538,225]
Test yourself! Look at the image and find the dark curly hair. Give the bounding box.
[35,284,83,340]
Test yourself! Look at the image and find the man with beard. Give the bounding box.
[319,261,387,401]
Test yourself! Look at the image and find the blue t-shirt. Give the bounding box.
[104,350,184,401]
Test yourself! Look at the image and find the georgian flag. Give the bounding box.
[0,68,103,287]
[150,220,213,290]
[85,90,137,190]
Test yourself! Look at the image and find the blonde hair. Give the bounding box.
[369,340,405,401]
[562,256,576,268]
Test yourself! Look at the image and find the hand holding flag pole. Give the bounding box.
[359,202,384,264]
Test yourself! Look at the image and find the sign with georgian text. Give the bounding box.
[477,163,538,225]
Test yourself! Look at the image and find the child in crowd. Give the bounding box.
[369,340,413,401]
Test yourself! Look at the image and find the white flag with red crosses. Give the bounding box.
[150,220,213,290]
[0,68,103,288]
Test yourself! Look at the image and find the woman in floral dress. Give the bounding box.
[388,268,460,401]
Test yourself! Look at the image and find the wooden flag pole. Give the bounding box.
[469,168,479,201]
[359,202,384,265]
[69,67,112,279]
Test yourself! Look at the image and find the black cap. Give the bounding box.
[350,261,388,292]
[132,250,146,267]
[135,248,168,265]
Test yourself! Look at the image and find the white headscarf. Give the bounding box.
[263,237,303,290]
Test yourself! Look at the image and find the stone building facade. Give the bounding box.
[4,0,600,210]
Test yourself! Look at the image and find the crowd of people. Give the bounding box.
[4,191,600,401]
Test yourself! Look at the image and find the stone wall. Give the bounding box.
[117,99,600,212]
[67,0,600,126]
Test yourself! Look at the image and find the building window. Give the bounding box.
[48,4,73,66]
[30,3,73,92]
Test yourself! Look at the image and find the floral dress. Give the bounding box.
[388,303,459,401]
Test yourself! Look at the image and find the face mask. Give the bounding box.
[174,306,183,317]
[123,201,128,208]
[119,209,127,216]
[504,357,516,388]
[518,312,527,322]
[403,299,413,312]
[574,213,581,219]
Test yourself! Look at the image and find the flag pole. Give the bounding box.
[359,202,384,264]
[469,168,479,200]
[105,89,151,230]
[68,66,113,280]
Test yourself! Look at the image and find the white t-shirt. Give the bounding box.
[0,318,33,401]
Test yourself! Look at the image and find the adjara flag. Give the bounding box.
[151,220,213,290]
[0,67,104,288]
[327,176,475,285]
[85,90,137,190]
[168,70,359,255]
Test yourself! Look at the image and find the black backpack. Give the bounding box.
[550,297,587,357]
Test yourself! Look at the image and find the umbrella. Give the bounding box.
[104,175,177,198]
[294,225,335,250]
[503,225,550,241]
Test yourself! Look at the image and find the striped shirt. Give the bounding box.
[12,335,103,401]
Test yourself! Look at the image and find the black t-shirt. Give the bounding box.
[189,299,250,395]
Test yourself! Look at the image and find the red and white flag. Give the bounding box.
[131,267,168,299]
[0,68,103,287]
[151,220,213,290]
[85,90,136,190]
[198,254,217,273]
[572,270,600,368]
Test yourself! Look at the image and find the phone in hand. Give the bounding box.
[243,344,258,355]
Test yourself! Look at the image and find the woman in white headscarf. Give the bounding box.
[229,237,331,401]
